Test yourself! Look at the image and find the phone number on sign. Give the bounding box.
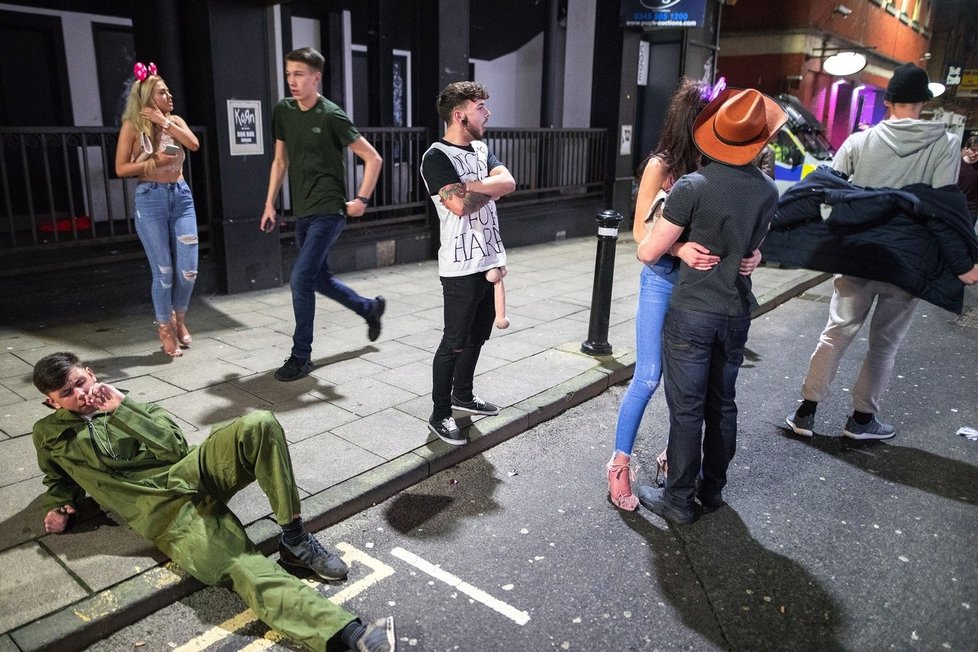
[630,12,689,20]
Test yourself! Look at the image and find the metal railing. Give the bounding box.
[1,125,607,274]
[484,127,607,203]
[0,126,211,274]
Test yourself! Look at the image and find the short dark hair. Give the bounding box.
[436,81,489,125]
[966,135,978,150]
[33,352,82,395]
[286,47,325,73]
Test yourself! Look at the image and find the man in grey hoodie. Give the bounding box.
[786,63,978,440]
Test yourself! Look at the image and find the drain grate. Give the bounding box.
[954,307,978,329]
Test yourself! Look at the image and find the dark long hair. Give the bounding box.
[638,77,709,182]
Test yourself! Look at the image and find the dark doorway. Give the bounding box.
[0,9,81,242]
[635,40,681,171]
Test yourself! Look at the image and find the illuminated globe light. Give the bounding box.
[928,82,945,98]
[822,51,867,76]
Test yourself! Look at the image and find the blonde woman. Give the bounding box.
[114,63,200,357]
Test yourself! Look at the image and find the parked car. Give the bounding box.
[770,94,835,194]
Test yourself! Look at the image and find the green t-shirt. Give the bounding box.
[272,96,360,217]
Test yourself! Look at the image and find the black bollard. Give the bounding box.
[581,209,623,356]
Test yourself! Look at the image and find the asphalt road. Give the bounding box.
[86,283,978,651]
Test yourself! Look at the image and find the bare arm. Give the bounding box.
[637,217,684,265]
[438,165,516,217]
[344,136,383,218]
[632,158,669,243]
[261,139,289,232]
[114,121,150,178]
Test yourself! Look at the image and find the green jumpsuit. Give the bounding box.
[32,398,356,651]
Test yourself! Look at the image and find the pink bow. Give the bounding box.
[133,61,158,82]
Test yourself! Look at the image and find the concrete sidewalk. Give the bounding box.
[0,236,826,651]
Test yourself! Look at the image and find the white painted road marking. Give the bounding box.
[173,542,395,652]
[390,546,530,626]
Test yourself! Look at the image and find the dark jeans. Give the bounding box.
[661,306,751,510]
[290,214,372,360]
[431,273,495,420]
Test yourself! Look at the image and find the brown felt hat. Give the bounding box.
[692,88,788,166]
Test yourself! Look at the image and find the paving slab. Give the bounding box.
[0,542,89,633]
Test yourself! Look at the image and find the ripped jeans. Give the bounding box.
[613,259,677,456]
[134,180,198,323]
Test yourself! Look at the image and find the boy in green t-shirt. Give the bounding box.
[261,47,386,382]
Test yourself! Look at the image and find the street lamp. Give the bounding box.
[822,51,867,76]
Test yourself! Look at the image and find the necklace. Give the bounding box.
[86,413,118,460]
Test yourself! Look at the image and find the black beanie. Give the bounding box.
[884,63,933,103]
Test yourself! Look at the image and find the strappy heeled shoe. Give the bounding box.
[607,452,640,511]
[654,449,668,488]
[172,311,192,348]
[157,321,183,357]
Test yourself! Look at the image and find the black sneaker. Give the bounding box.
[356,616,396,652]
[428,415,465,445]
[366,296,386,342]
[275,356,313,382]
[636,485,697,525]
[451,394,500,416]
[278,533,349,581]
[697,492,726,513]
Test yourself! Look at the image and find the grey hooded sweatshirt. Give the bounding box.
[832,118,960,188]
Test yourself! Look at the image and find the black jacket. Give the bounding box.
[762,166,978,314]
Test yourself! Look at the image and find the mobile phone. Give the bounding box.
[162,144,180,155]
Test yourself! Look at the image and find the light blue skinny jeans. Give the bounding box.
[134,180,198,323]
[614,258,678,456]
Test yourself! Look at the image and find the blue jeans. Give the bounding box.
[134,181,198,323]
[290,214,372,360]
[661,307,751,509]
[614,260,677,455]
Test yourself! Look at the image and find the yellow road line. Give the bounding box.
[174,542,394,652]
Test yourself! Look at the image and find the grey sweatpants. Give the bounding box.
[801,275,918,414]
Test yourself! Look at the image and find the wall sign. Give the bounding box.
[227,100,263,156]
[620,0,707,29]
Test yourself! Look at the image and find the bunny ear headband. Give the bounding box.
[133,61,158,83]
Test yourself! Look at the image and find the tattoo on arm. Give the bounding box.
[461,191,492,215]
[438,183,466,203]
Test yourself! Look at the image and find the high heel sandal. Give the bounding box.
[607,453,640,511]
[157,321,183,357]
[172,311,192,348]
[654,449,668,488]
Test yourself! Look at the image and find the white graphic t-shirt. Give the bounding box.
[420,140,507,277]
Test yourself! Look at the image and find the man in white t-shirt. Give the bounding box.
[419,82,516,445]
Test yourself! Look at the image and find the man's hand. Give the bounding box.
[740,249,763,276]
[44,505,75,533]
[260,207,278,233]
[958,264,978,285]
[675,242,720,270]
[345,199,367,218]
[85,383,124,412]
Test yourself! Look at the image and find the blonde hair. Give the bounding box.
[122,75,165,139]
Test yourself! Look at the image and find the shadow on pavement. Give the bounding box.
[805,435,978,506]
[382,455,502,538]
[624,505,844,651]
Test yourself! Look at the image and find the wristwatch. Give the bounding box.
[355,195,370,206]
[162,118,172,130]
